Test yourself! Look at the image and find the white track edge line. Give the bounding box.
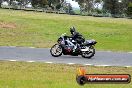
[29,47,35,48]
[84,64,93,66]
[27,61,35,63]
[125,66,132,67]
[1,46,132,53]
[95,65,111,67]
[67,63,75,65]
[9,60,17,62]
[5,60,132,67]
[45,62,53,64]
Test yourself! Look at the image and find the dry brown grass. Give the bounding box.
[0,21,17,29]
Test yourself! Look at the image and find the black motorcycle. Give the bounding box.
[50,33,97,58]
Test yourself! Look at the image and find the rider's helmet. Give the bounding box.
[70,27,76,34]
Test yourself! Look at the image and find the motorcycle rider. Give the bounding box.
[70,27,85,44]
[69,27,85,52]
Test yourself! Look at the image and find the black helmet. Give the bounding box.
[70,27,76,34]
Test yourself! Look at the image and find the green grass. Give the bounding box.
[0,61,132,88]
[0,9,132,51]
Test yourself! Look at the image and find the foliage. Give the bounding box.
[127,2,132,16]
[1,0,132,17]
[75,0,131,17]
[31,0,48,8]
[75,0,93,14]
[56,3,61,10]
[103,0,129,17]
[0,0,2,8]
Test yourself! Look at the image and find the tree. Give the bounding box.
[41,0,48,7]
[31,0,63,9]
[75,0,131,17]
[75,0,85,14]
[31,0,48,8]
[0,0,1,8]
[48,0,64,10]
[76,0,101,15]
[127,1,132,17]
[103,0,130,17]
[85,0,94,14]
[103,0,115,16]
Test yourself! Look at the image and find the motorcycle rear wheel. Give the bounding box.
[50,44,62,57]
[81,46,95,58]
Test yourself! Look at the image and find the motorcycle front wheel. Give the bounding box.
[81,46,95,58]
[50,44,62,57]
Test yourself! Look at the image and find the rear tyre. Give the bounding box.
[81,46,95,58]
[50,44,62,57]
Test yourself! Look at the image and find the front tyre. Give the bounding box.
[81,46,95,58]
[50,44,62,57]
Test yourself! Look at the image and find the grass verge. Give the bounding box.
[0,61,132,88]
[0,9,132,51]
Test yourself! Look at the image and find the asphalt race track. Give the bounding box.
[0,46,132,66]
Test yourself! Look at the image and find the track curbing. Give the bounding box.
[5,59,132,67]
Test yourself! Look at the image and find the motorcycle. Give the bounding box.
[50,33,97,58]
